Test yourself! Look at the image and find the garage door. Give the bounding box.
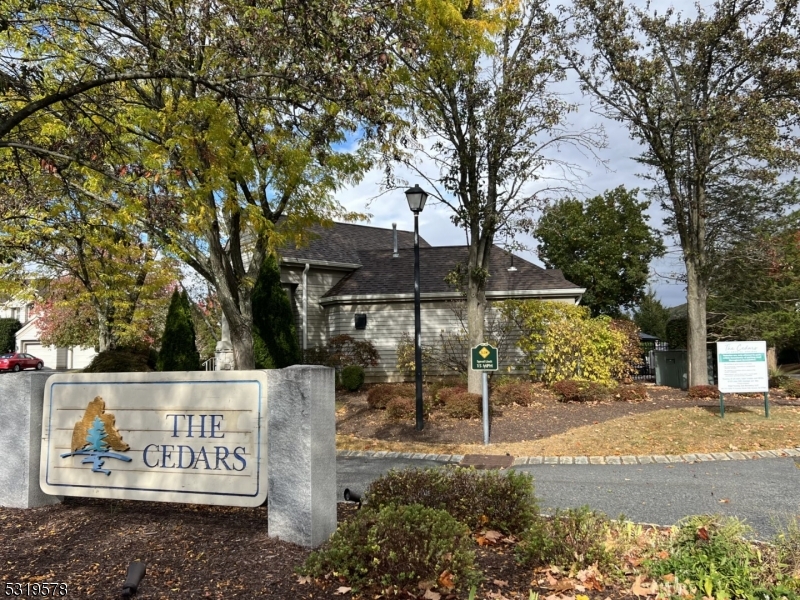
[22,343,58,369]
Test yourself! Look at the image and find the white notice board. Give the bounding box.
[716,341,769,394]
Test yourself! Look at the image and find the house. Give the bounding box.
[0,297,96,370]
[278,221,585,382]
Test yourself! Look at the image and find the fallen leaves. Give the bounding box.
[333,585,351,595]
[631,575,658,597]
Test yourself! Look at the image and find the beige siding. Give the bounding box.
[327,300,535,383]
[281,265,348,351]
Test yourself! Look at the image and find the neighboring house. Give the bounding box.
[0,298,96,370]
[278,222,585,382]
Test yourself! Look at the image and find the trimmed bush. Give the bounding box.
[0,318,22,353]
[688,384,719,399]
[366,466,538,534]
[340,365,365,391]
[386,396,416,420]
[436,385,467,404]
[516,507,615,572]
[84,349,152,373]
[784,380,800,398]
[301,503,479,593]
[441,391,482,419]
[493,381,536,406]
[366,383,414,409]
[613,383,649,402]
[157,289,200,371]
[551,379,612,402]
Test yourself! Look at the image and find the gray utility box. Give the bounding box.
[654,350,716,389]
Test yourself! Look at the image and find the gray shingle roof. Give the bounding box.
[322,246,581,298]
[279,222,430,265]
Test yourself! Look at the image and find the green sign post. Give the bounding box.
[471,343,498,371]
[471,343,498,446]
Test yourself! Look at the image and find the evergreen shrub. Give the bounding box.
[84,349,152,373]
[157,290,200,371]
[0,318,21,353]
[252,254,301,369]
[366,466,538,534]
[340,365,365,391]
[301,503,478,593]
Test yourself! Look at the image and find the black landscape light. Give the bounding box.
[343,488,362,508]
[405,183,429,431]
[121,560,146,598]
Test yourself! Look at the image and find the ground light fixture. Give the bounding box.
[405,184,429,431]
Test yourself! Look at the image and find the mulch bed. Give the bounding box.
[0,497,641,599]
[336,384,798,446]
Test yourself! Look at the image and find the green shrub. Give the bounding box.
[366,466,538,534]
[157,290,200,371]
[441,391,482,418]
[645,515,773,600]
[613,383,648,402]
[516,506,616,572]
[0,318,21,353]
[386,397,416,420]
[688,384,719,399]
[340,365,365,391]
[492,381,536,406]
[366,383,414,409]
[769,367,792,390]
[784,380,800,398]
[551,379,612,402]
[301,503,479,593]
[252,254,301,369]
[84,349,153,373]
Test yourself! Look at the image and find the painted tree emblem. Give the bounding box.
[61,397,132,475]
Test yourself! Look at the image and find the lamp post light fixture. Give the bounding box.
[405,184,429,431]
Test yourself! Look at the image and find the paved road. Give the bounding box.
[337,455,800,539]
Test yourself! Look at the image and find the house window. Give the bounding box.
[354,314,367,330]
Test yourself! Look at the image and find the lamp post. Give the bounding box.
[405,184,429,431]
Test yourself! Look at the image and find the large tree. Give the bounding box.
[388,0,603,393]
[0,172,178,351]
[534,186,664,317]
[708,210,800,353]
[1,0,410,369]
[567,0,800,385]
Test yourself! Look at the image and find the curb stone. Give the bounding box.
[337,447,800,465]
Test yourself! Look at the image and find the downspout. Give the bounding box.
[302,263,310,351]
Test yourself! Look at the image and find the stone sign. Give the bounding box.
[40,371,268,507]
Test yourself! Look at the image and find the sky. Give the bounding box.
[331,63,689,309]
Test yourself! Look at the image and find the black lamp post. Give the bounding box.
[405,183,429,431]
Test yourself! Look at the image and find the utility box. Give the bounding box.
[654,350,716,389]
[655,351,688,389]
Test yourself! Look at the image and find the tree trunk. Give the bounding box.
[685,258,709,386]
[96,311,114,353]
[219,287,255,370]
[767,347,777,372]
[466,274,487,394]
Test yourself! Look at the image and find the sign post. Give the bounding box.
[716,341,770,418]
[471,343,498,445]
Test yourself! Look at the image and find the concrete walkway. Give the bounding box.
[336,450,800,539]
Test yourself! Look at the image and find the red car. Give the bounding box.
[0,352,44,372]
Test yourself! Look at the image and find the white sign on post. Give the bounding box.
[716,341,769,394]
[40,371,268,507]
